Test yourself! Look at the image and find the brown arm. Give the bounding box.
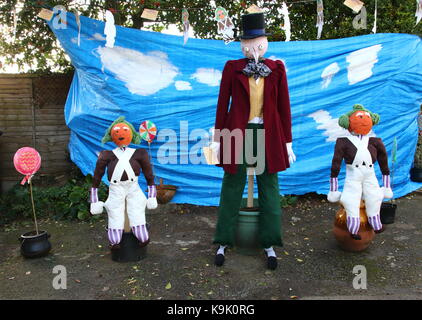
[331,138,345,178]
[92,151,109,188]
[136,148,155,186]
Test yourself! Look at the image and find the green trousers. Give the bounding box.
[213,124,283,248]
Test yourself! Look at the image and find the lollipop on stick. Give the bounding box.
[13,147,42,234]
[139,120,157,180]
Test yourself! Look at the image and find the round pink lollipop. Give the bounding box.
[13,147,41,185]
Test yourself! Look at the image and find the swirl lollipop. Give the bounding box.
[14,147,41,185]
[139,120,157,182]
[139,120,157,144]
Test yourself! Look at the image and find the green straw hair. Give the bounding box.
[101,116,141,145]
[338,104,380,129]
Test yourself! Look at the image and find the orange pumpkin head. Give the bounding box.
[111,122,133,147]
[348,110,373,135]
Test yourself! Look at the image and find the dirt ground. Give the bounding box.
[0,192,421,300]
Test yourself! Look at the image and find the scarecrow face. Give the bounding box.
[111,123,133,147]
[349,110,373,135]
[241,36,268,63]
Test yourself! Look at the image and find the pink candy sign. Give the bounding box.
[13,147,41,185]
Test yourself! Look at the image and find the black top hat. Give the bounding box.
[240,13,271,39]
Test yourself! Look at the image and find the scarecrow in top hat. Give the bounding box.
[327,104,393,239]
[89,116,158,249]
[211,13,296,270]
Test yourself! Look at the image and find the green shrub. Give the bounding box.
[0,175,108,226]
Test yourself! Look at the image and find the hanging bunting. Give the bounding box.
[372,0,377,33]
[214,7,234,45]
[141,8,159,21]
[344,0,364,13]
[316,0,324,39]
[246,4,262,13]
[74,9,81,46]
[416,0,422,25]
[37,8,54,21]
[104,10,116,48]
[281,2,291,42]
[182,8,189,45]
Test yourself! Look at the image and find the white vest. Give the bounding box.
[110,147,136,184]
[345,135,375,181]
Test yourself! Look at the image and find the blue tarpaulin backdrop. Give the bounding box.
[47,12,422,206]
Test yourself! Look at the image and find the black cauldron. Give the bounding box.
[111,232,147,262]
[380,202,397,224]
[19,230,51,258]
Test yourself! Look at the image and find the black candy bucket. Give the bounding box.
[380,202,397,224]
[19,230,51,258]
[111,232,147,262]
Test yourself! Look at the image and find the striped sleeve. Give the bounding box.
[330,177,338,192]
[148,185,157,198]
[89,188,98,203]
[382,175,391,188]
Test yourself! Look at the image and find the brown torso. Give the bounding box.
[92,148,154,188]
[330,137,390,178]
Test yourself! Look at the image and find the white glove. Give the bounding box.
[146,197,158,210]
[90,201,105,215]
[286,142,296,164]
[381,187,393,199]
[327,191,342,203]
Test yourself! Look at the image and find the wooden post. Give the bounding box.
[247,168,254,208]
[124,202,131,232]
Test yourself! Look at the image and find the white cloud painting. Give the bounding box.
[346,44,382,85]
[190,68,222,87]
[98,46,179,96]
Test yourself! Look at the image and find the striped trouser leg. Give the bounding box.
[108,228,123,245]
[367,214,382,231]
[131,225,149,243]
[346,216,361,235]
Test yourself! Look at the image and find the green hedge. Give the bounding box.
[0,175,108,225]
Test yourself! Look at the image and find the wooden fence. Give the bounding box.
[0,73,73,192]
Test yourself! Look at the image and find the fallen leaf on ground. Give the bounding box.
[75,279,81,283]
[296,258,303,263]
[290,295,298,299]
[25,271,31,275]
[165,282,172,290]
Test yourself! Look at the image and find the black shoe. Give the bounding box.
[215,254,225,267]
[139,238,150,248]
[267,256,278,270]
[374,225,386,234]
[109,244,120,250]
[350,233,362,240]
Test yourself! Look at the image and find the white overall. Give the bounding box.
[104,147,147,230]
[340,136,384,220]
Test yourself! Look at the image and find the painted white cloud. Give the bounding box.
[98,46,179,96]
[90,33,106,41]
[321,62,340,89]
[308,109,376,142]
[308,110,350,142]
[191,68,222,87]
[346,44,382,85]
[175,81,192,91]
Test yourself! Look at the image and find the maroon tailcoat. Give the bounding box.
[214,58,292,174]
